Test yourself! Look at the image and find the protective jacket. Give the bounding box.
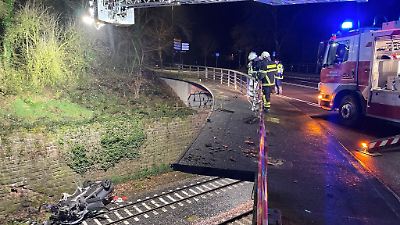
[248,58,261,78]
[275,63,284,80]
[259,58,278,86]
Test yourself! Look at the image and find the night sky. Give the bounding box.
[159,0,400,67]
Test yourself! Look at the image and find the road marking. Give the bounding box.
[186,199,192,204]
[94,219,102,225]
[133,205,143,213]
[159,197,169,204]
[166,195,177,202]
[124,208,133,216]
[162,208,168,212]
[153,210,159,215]
[114,211,123,219]
[283,81,318,90]
[278,95,320,107]
[123,221,130,225]
[142,203,151,210]
[143,214,149,218]
[194,197,200,201]
[170,205,176,209]
[133,217,139,221]
[178,202,184,206]
[82,222,88,225]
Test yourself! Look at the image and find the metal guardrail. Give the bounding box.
[165,64,255,96]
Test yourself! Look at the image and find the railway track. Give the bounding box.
[82,177,249,225]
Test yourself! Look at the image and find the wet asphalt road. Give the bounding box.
[281,82,400,197]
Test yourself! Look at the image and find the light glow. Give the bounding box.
[82,15,94,25]
[361,142,368,149]
[341,21,353,30]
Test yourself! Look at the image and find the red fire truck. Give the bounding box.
[318,20,400,125]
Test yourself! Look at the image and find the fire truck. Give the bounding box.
[318,20,400,125]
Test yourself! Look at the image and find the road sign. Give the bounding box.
[173,38,182,51]
[182,42,189,51]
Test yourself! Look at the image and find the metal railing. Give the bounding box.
[165,64,254,96]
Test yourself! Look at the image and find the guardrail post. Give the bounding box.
[220,69,223,84]
[213,68,216,81]
[234,72,237,90]
[227,71,230,87]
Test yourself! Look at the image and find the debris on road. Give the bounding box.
[244,116,258,124]
[267,158,284,167]
[245,140,255,145]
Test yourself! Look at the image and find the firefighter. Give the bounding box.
[275,60,284,95]
[258,51,278,112]
[247,52,260,111]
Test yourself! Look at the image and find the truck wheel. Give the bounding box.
[338,95,361,125]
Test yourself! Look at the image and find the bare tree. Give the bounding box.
[198,34,216,66]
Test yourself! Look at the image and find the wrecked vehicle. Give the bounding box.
[45,180,114,225]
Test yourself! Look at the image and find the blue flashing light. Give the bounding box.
[341,21,353,30]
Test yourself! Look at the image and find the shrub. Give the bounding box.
[1,3,91,94]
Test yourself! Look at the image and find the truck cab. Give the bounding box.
[318,21,400,125]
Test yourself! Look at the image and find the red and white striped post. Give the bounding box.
[256,83,268,225]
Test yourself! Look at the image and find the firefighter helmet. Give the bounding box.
[261,51,270,59]
[248,52,258,61]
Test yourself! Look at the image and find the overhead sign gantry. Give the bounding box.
[87,0,367,26]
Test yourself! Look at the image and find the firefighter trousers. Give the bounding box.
[275,78,283,95]
[262,85,273,109]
